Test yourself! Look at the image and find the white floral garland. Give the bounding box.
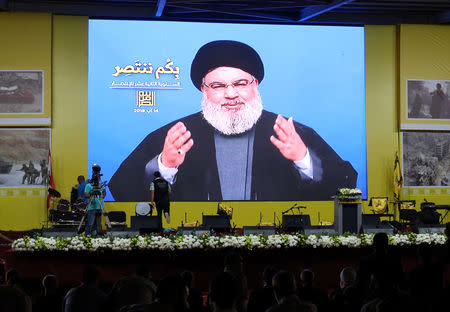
[11,233,447,252]
[337,188,363,197]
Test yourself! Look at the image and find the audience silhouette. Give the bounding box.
[247,266,277,312]
[2,226,450,312]
[62,267,106,312]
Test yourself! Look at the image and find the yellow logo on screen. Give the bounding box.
[136,91,156,108]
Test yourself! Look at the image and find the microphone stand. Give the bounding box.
[282,203,298,215]
[258,212,263,228]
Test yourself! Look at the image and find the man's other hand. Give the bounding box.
[161,122,194,168]
[270,115,307,161]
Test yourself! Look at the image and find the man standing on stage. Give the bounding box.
[150,171,172,225]
[77,175,88,204]
[109,40,357,201]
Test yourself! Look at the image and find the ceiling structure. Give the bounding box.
[1,0,450,25]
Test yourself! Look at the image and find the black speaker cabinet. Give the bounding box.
[282,215,311,232]
[130,216,161,232]
[202,215,231,232]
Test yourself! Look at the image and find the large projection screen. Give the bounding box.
[88,20,366,202]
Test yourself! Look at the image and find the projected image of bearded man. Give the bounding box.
[109,40,357,201]
[201,69,263,136]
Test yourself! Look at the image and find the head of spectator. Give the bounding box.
[42,274,58,296]
[209,272,239,312]
[6,269,21,287]
[300,269,314,288]
[272,271,297,303]
[339,267,357,289]
[156,274,188,310]
[373,232,389,254]
[181,270,194,289]
[263,266,278,288]
[135,265,152,281]
[77,175,85,184]
[82,267,100,287]
[417,244,434,265]
[111,276,156,312]
[224,252,243,273]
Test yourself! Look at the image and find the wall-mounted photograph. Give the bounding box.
[402,131,450,187]
[0,70,44,114]
[407,79,450,120]
[0,129,50,188]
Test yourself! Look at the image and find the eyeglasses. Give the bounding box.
[202,77,255,92]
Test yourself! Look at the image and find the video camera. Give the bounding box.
[90,164,103,196]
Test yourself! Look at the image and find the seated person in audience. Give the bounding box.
[223,252,247,312]
[247,266,277,312]
[357,232,404,299]
[181,270,204,312]
[135,265,156,284]
[34,274,62,312]
[0,284,32,312]
[107,275,156,312]
[133,274,189,312]
[297,269,329,311]
[267,271,317,312]
[5,269,32,311]
[62,267,106,312]
[209,272,239,312]
[360,271,412,312]
[329,267,361,312]
[409,244,446,311]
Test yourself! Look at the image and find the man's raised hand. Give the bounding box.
[160,122,194,168]
[270,115,307,162]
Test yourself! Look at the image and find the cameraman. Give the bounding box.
[84,165,106,236]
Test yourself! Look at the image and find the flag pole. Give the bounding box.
[45,149,55,229]
[393,151,403,221]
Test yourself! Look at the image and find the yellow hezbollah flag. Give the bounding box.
[393,152,403,200]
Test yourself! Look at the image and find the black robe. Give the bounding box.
[108,110,357,201]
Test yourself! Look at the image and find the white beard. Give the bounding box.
[201,91,263,135]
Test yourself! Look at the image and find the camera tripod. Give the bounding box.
[77,192,111,235]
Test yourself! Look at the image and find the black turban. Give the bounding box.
[190,40,264,90]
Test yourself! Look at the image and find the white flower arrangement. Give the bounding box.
[10,232,447,253]
[337,188,363,197]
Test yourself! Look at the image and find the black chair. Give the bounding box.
[397,200,418,229]
[107,211,127,229]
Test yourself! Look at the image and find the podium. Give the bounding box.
[334,197,362,234]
